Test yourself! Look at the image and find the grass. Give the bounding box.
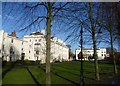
[28,66,74,85]
[2,60,120,85]
[2,66,36,84]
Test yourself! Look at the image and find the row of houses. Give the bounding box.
[1,29,117,63]
[0,29,69,63]
[75,48,110,60]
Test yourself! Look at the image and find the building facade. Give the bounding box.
[0,30,69,63]
[76,48,109,60]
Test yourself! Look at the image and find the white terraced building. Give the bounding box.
[0,29,69,63]
[76,48,109,60]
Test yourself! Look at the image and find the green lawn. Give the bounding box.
[2,61,120,85]
[3,66,36,84]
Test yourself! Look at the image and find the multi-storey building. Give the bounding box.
[76,48,109,60]
[0,29,69,63]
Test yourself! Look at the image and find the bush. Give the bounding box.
[24,60,36,65]
[2,61,14,67]
[2,61,7,66]
[54,60,60,63]
[88,55,94,61]
[36,60,41,64]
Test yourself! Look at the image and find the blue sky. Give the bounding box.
[2,2,120,53]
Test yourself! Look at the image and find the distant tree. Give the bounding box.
[66,45,74,60]
[88,55,94,61]
[106,47,117,53]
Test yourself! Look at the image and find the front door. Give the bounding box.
[21,53,25,61]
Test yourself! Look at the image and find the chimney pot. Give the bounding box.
[11,31,16,37]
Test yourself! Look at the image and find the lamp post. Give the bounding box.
[80,25,84,86]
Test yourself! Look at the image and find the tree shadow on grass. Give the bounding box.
[2,62,15,79]
[51,67,80,77]
[25,67,41,86]
[54,65,80,72]
[2,60,27,79]
[84,76,95,81]
[52,66,96,81]
[38,66,79,85]
[82,70,96,81]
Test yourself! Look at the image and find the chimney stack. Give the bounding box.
[11,31,16,37]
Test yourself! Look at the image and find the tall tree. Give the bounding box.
[88,2,100,80]
[45,2,52,85]
[58,2,103,80]
[3,2,69,85]
[102,2,118,74]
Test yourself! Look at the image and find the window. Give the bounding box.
[11,39,13,43]
[101,54,103,56]
[35,39,37,42]
[0,49,1,53]
[22,42,24,45]
[29,51,30,53]
[21,48,23,51]
[29,45,31,48]
[2,45,4,50]
[39,39,41,42]
[30,39,31,42]
[36,50,39,55]
[10,46,13,53]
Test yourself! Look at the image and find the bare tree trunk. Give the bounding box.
[92,32,100,80]
[46,2,52,85]
[109,17,118,74]
[89,2,100,80]
[102,2,118,75]
[110,34,118,74]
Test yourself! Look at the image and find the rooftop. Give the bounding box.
[30,32,44,35]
